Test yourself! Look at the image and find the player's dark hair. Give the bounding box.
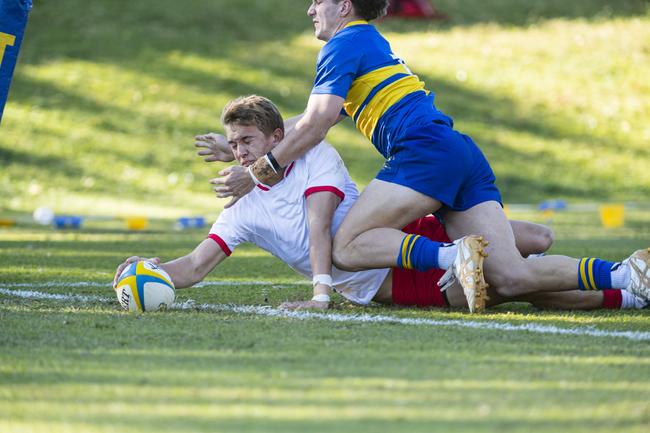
[221,95,284,136]
[342,0,389,21]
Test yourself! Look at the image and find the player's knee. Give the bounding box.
[332,239,362,272]
[533,226,554,254]
[332,233,354,270]
[332,245,355,271]
[487,267,532,298]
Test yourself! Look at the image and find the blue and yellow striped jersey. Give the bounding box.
[312,20,452,158]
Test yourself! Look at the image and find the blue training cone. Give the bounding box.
[175,217,206,230]
[53,215,83,229]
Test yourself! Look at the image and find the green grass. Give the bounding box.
[1,209,650,433]
[1,0,649,216]
[2,1,650,431]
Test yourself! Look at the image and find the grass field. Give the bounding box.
[1,210,650,433]
[2,1,650,432]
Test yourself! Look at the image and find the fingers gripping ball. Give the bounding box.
[115,261,175,312]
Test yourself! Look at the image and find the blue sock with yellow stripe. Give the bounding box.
[396,234,444,271]
[577,258,615,290]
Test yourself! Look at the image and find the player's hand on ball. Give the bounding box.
[209,165,254,208]
[194,133,235,163]
[279,300,330,311]
[113,256,160,288]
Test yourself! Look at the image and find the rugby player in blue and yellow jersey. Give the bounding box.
[213,0,650,312]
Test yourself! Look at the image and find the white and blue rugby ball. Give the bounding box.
[115,261,175,312]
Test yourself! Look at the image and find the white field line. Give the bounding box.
[1,284,650,342]
[0,281,309,289]
[0,288,110,303]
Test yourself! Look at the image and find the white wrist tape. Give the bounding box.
[312,274,332,288]
[311,293,331,303]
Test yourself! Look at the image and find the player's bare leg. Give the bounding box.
[445,273,646,310]
[333,179,488,311]
[443,201,584,299]
[441,277,630,310]
[509,220,554,257]
[333,180,442,270]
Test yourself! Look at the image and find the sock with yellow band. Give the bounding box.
[577,258,620,290]
[396,234,455,271]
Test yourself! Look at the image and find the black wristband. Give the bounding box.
[266,151,282,172]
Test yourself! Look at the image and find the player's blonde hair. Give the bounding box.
[221,95,284,136]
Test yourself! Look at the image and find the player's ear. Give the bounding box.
[340,0,353,17]
[270,127,284,144]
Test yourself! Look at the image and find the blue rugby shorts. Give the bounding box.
[376,121,502,211]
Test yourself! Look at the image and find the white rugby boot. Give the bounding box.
[452,235,489,313]
[623,248,650,303]
[437,267,455,292]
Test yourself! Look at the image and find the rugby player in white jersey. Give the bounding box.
[112,96,645,312]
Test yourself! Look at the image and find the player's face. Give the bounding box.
[225,124,281,167]
[308,0,347,41]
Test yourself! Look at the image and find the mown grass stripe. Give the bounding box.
[2,287,649,342]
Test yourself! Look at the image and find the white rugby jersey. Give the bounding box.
[208,142,390,305]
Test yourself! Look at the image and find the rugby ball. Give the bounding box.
[115,261,175,312]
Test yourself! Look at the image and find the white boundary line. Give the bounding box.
[0,288,110,303]
[0,281,309,289]
[1,285,649,342]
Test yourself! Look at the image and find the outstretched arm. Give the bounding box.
[113,239,227,289]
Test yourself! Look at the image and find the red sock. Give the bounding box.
[602,289,622,309]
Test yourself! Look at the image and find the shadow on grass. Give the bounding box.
[19,0,650,68]
[8,0,649,203]
[12,50,642,202]
[1,308,648,433]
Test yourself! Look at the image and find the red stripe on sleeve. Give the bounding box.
[284,162,296,177]
[207,234,232,256]
[304,186,345,201]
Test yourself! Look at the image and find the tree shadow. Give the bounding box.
[18,0,313,66]
[9,0,649,204]
[2,307,648,433]
[19,0,650,71]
